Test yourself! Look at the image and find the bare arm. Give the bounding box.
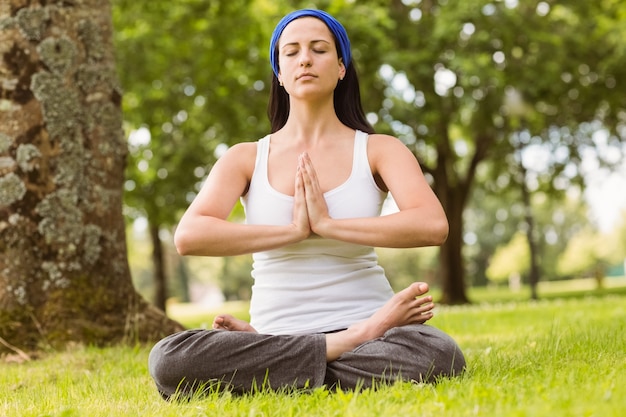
[299,134,448,248]
[174,143,310,256]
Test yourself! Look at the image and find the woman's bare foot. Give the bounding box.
[212,314,257,333]
[325,282,433,361]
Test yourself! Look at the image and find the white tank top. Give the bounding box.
[241,130,394,335]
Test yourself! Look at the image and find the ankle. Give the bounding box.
[347,320,382,344]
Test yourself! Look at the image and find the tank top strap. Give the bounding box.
[255,135,271,179]
[353,130,369,176]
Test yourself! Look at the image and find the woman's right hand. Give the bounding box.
[175,142,310,256]
[292,163,312,239]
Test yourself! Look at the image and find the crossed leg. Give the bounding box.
[214,282,436,362]
[149,282,463,398]
[326,282,434,361]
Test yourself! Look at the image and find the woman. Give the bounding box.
[148,9,465,399]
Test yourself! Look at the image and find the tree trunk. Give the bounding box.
[429,127,473,305]
[150,220,167,312]
[437,185,471,305]
[0,1,183,351]
[516,142,541,300]
[520,166,540,300]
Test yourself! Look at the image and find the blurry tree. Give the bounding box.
[466,176,593,289]
[464,183,523,286]
[0,1,182,351]
[530,192,591,281]
[513,139,541,299]
[375,0,626,303]
[220,255,254,301]
[126,224,155,300]
[114,0,626,307]
[559,209,626,283]
[609,211,626,265]
[486,232,529,287]
[556,226,613,288]
[112,0,271,310]
[377,247,439,292]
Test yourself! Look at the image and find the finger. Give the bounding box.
[292,167,312,234]
[298,153,324,204]
[300,152,321,193]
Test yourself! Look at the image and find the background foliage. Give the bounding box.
[112,0,626,306]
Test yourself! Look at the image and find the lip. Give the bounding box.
[297,73,317,80]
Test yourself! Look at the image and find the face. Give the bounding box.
[277,17,346,99]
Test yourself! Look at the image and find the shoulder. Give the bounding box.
[367,133,403,145]
[226,141,258,158]
[212,140,260,176]
[220,140,261,161]
[366,133,413,159]
[365,133,421,176]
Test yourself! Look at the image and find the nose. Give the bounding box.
[299,50,312,67]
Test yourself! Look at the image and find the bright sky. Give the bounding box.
[585,162,626,233]
[519,128,626,234]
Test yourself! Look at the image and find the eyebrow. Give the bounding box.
[281,39,331,49]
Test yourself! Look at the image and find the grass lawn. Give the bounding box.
[1,278,625,416]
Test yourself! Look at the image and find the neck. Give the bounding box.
[281,96,347,143]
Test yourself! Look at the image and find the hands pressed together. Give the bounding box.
[292,152,331,239]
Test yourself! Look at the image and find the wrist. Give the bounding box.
[311,216,333,238]
[286,223,310,244]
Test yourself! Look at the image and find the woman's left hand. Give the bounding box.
[298,152,331,234]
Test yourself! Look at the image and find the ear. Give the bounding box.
[338,58,346,81]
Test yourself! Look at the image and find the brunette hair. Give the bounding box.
[267,47,374,134]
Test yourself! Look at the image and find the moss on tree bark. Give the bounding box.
[0,2,183,352]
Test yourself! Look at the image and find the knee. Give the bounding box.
[148,337,170,378]
[148,330,205,399]
[387,324,466,379]
[441,336,466,377]
[148,336,179,398]
[148,329,241,399]
[423,326,466,378]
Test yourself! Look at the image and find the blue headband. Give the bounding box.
[269,9,352,77]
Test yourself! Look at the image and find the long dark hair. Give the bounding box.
[267,58,375,134]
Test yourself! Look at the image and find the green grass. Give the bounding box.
[2,279,625,416]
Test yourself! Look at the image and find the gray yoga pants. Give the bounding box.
[148,324,465,399]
